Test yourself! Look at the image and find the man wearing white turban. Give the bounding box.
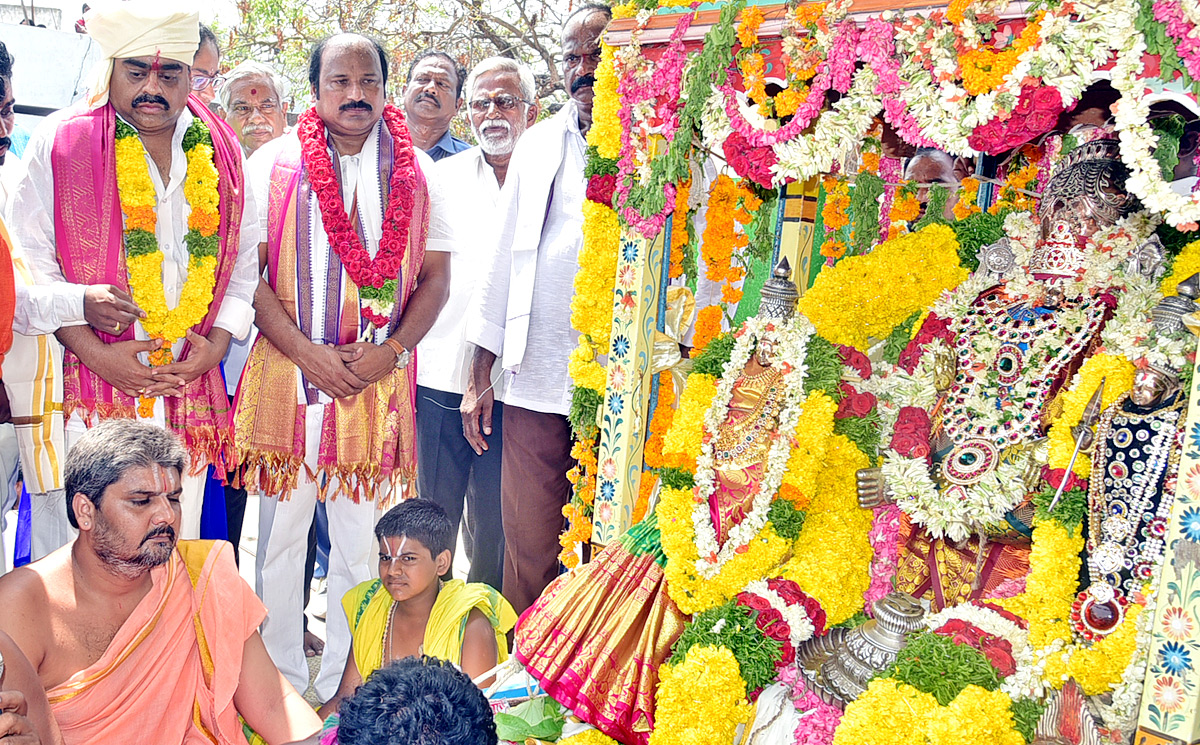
[9,0,262,544]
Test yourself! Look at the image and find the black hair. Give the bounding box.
[64,420,188,529]
[0,41,13,101]
[338,656,497,745]
[308,33,389,98]
[405,49,467,100]
[374,499,453,557]
[564,2,612,28]
[198,23,219,56]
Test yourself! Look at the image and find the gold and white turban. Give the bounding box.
[84,0,200,109]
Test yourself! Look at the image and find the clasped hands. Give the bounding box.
[78,285,230,400]
[296,341,398,400]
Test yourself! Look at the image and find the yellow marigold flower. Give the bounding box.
[1067,603,1143,695]
[1046,354,1135,476]
[649,646,752,745]
[799,224,968,352]
[1163,239,1200,296]
[835,679,938,745]
[662,373,716,469]
[779,390,836,503]
[571,200,620,353]
[999,518,1082,648]
[587,42,621,161]
[928,686,1024,745]
[783,434,873,625]
[559,730,619,745]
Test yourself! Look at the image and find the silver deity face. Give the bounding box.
[1130,367,1179,408]
[755,336,778,367]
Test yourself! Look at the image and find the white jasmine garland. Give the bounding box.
[924,601,1031,655]
[742,579,818,647]
[691,316,815,579]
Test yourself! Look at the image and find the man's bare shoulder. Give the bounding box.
[0,547,71,609]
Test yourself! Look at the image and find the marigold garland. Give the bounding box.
[1045,353,1136,478]
[648,645,753,745]
[959,15,1044,96]
[836,679,1024,745]
[569,199,622,391]
[798,224,968,352]
[660,373,716,472]
[690,306,725,358]
[781,433,874,625]
[952,177,982,220]
[1162,239,1200,296]
[115,117,222,417]
[643,372,675,469]
[558,730,620,745]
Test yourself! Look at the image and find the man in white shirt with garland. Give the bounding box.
[417,57,539,590]
[237,32,452,701]
[10,1,260,543]
[462,4,611,615]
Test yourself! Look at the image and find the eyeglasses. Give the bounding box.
[190,74,226,92]
[468,94,530,114]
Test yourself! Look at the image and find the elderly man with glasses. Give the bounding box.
[415,57,539,591]
[218,60,289,156]
[462,3,611,614]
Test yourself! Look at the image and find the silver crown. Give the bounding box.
[758,257,801,321]
[1039,136,1138,228]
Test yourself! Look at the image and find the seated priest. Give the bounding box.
[0,420,322,745]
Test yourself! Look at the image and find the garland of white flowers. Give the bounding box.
[692,316,815,579]
[892,0,1115,156]
[881,449,1031,542]
[1111,1,1200,228]
[742,578,818,647]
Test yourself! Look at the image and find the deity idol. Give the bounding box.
[857,135,1158,610]
[513,262,860,744]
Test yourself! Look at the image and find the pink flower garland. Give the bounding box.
[858,18,935,148]
[722,20,860,148]
[779,666,843,745]
[1155,0,1200,80]
[614,13,692,238]
[864,503,902,616]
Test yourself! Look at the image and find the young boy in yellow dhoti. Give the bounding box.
[318,500,516,717]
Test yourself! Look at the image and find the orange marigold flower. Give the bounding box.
[820,240,848,260]
[691,305,724,355]
[859,152,881,174]
[721,283,744,304]
[737,4,765,48]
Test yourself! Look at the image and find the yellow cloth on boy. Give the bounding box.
[343,578,517,680]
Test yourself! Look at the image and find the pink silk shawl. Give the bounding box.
[50,96,244,471]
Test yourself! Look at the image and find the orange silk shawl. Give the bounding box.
[47,541,266,745]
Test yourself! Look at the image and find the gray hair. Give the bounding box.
[464,57,536,105]
[65,420,188,529]
[217,60,289,112]
[904,148,956,181]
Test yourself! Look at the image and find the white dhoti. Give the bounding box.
[255,402,382,700]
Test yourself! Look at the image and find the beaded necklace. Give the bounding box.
[1073,391,1184,640]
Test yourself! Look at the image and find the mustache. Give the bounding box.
[415,92,439,107]
[0,137,10,151]
[571,74,596,94]
[340,100,373,112]
[131,93,171,109]
[141,525,176,545]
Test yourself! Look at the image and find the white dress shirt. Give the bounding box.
[416,147,500,395]
[245,117,455,405]
[11,107,260,341]
[465,104,586,416]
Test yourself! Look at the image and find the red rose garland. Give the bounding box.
[298,104,419,327]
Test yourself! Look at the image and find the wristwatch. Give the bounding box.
[383,338,411,370]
